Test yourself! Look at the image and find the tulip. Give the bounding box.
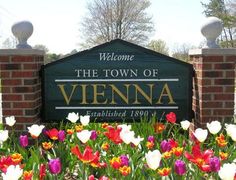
[5,116,16,127]
[166,112,176,123]
[27,124,45,138]
[218,163,236,180]
[89,130,97,140]
[225,124,236,137]
[118,124,132,131]
[207,121,221,134]
[45,128,59,140]
[58,130,65,142]
[48,158,61,174]
[104,126,123,144]
[209,156,220,172]
[160,140,172,152]
[230,131,236,141]
[99,176,110,180]
[147,136,155,142]
[80,115,90,126]
[120,155,129,166]
[77,130,91,143]
[0,130,8,143]
[119,166,131,176]
[131,135,144,146]
[23,170,33,180]
[66,112,79,123]
[180,120,190,130]
[145,150,161,170]
[2,165,23,180]
[39,164,46,180]
[19,135,28,148]
[193,128,208,143]
[174,160,186,175]
[120,129,135,144]
[88,175,95,180]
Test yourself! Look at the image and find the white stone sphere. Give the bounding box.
[201,17,223,48]
[12,21,33,49]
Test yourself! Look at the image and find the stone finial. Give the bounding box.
[201,17,223,48]
[11,21,33,49]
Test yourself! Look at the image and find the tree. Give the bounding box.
[33,44,49,53]
[147,40,169,55]
[33,44,61,64]
[172,43,195,62]
[202,0,236,47]
[1,37,17,49]
[80,0,154,48]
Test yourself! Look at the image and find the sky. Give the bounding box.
[0,0,209,54]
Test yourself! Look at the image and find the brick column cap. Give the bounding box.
[189,48,236,56]
[0,49,44,56]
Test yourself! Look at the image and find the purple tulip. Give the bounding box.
[160,140,172,152]
[48,158,62,174]
[58,130,65,142]
[120,155,129,166]
[90,130,97,140]
[209,156,220,172]
[147,136,155,143]
[19,135,28,147]
[174,160,186,175]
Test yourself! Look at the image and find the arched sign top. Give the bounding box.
[42,39,193,123]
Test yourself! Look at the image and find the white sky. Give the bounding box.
[0,0,209,54]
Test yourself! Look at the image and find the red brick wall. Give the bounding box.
[0,50,44,131]
[190,50,236,127]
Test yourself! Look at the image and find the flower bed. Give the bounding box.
[0,112,236,180]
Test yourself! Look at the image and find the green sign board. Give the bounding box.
[42,39,193,122]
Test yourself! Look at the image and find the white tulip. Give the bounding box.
[180,120,190,130]
[5,116,16,127]
[131,135,144,146]
[218,163,236,180]
[193,128,208,142]
[145,150,161,170]
[77,130,91,143]
[27,124,45,138]
[207,121,222,134]
[225,124,236,137]
[0,130,8,142]
[80,115,90,126]
[66,112,79,123]
[120,129,135,144]
[2,165,23,180]
[118,124,132,131]
[230,131,236,142]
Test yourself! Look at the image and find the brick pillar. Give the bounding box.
[189,49,236,127]
[0,49,44,131]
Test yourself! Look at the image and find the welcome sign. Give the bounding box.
[42,39,193,122]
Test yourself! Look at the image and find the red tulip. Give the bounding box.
[46,128,59,140]
[0,156,14,173]
[39,164,46,180]
[71,145,105,167]
[166,112,176,123]
[104,126,123,144]
[184,144,214,172]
